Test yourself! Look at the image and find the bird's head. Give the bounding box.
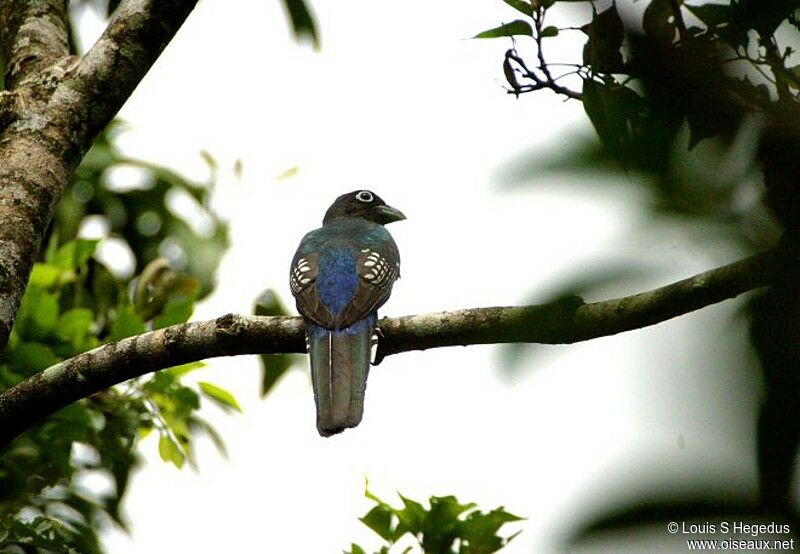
[322,190,406,226]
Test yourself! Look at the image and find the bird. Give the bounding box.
[289,190,405,436]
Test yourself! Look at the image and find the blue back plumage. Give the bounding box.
[294,218,398,329]
[316,247,359,318]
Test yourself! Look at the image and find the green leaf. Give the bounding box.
[165,361,206,379]
[541,25,559,37]
[731,0,797,37]
[158,433,185,468]
[353,486,523,554]
[193,416,228,458]
[57,308,95,349]
[199,150,218,172]
[421,495,476,553]
[429,495,476,521]
[643,0,675,42]
[346,544,367,554]
[16,288,60,338]
[685,3,730,28]
[198,381,242,413]
[7,342,60,373]
[45,404,93,444]
[685,3,748,48]
[49,239,99,271]
[28,264,62,288]
[144,369,177,394]
[502,0,532,16]
[275,166,299,181]
[359,506,397,542]
[109,306,146,342]
[134,258,200,321]
[91,263,121,321]
[255,289,289,318]
[473,20,533,39]
[396,494,426,534]
[172,385,201,412]
[460,507,523,554]
[582,5,624,73]
[153,296,195,329]
[581,79,645,160]
[32,291,59,333]
[260,354,295,396]
[281,0,320,48]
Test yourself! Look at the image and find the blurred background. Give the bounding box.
[2,0,798,552]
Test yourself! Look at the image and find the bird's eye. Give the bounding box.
[356,191,374,203]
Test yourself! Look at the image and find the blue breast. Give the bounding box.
[316,247,359,317]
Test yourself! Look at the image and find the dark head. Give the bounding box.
[322,190,406,226]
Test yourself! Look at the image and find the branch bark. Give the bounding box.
[0,0,70,88]
[0,248,784,448]
[0,0,199,352]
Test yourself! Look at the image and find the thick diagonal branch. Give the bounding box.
[0,0,199,352]
[0,248,783,448]
[0,0,71,359]
[0,0,69,88]
[54,0,200,150]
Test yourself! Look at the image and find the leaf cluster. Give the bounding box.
[481,0,800,256]
[477,0,800,168]
[54,123,229,295]
[0,0,334,547]
[348,486,522,554]
[480,0,800,547]
[0,238,240,552]
[0,0,325,552]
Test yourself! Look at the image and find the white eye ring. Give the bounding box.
[356,191,374,203]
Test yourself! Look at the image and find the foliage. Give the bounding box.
[280,0,320,49]
[348,486,522,554]
[0,0,329,547]
[0,239,239,552]
[479,0,800,547]
[0,0,326,548]
[477,0,800,214]
[54,122,228,295]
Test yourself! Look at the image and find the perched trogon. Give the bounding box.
[290,190,405,436]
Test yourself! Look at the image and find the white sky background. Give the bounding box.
[64,0,764,551]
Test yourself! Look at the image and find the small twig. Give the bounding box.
[505,49,583,100]
[762,35,792,100]
[532,8,554,81]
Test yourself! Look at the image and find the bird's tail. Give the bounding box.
[307,315,377,437]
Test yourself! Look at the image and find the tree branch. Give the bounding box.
[0,0,69,88]
[504,49,583,101]
[54,0,200,150]
[0,0,199,352]
[0,248,784,448]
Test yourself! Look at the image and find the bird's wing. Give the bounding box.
[334,244,400,328]
[290,250,337,327]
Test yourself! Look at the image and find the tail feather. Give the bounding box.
[307,315,376,437]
